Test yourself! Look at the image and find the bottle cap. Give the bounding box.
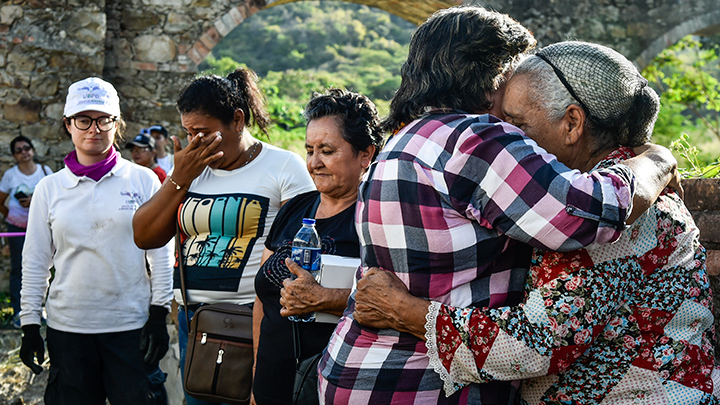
[302,218,316,226]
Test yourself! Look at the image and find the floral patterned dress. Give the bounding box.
[426,147,720,404]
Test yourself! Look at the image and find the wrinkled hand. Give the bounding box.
[353,267,414,330]
[20,324,44,375]
[279,258,323,317]
[668,166,684,200]
[17,196,31,208]
[169,132,224,187]
[139,305,169,365]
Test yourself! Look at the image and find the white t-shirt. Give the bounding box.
[156,154,173,175]
[175,142,315,306]
[20,158,174,333]
[0,164,53,228]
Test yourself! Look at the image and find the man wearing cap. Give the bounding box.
[127,132,167,183]
[147,125,173,174]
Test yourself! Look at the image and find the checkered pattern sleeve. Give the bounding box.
[443,118,634,252]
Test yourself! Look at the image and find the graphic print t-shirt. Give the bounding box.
[0,164,52,228]
[174,143,315,306]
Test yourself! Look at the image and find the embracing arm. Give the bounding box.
[133,133,223,249]
[468,131,676,251]
[355,252,635,396]
[624,144,680,224]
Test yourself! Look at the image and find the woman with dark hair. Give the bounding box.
[319,6,680,405]
[251,88,382,405]
[352,41,720,403]
[133,67,315,405]
[19,77,173,404]
[0,136,52,328]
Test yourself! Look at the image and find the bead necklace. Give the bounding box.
[240,141,260,168]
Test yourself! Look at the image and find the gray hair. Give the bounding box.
[513,41,660,148]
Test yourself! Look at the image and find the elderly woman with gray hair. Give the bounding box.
[353,41,720,403]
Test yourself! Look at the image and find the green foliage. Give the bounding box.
[643,36,720,174]
[669,133,720,178]
[199,2,415,153]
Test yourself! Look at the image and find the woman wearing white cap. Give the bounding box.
[18,77,174,405]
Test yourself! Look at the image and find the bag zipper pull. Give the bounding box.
[216,349,224,364]
[201,332,207,344]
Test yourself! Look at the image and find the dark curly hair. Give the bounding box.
[176,67,270,135]
[382,5,536,133]
[304,88,384,161]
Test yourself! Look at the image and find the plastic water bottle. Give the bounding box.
[288,218,322,322]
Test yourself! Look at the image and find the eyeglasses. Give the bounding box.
[70,115,117,131]
[13,145,32,154]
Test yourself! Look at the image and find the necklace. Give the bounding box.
[239,142,260,168]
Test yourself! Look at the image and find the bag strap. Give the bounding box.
[176,222,190,332]
[292,321,302,369]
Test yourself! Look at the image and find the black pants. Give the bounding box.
[45,327,167,405]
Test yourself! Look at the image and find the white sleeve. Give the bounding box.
[0,170,11,193]
[142,174,174,310]
[279,151,315,202]
[19,179,54,326]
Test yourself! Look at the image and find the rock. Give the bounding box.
[165,11,193,34]
[7,52,35,72]
[20,123,56,141]
[134,35,177,63]
[3,98,41,123]
[121,9,163,31]
[0,6,22,26]
[29,76,59,98]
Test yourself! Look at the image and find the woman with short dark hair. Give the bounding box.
[251,88,382,405]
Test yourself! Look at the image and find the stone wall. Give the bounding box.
[0,1,108,173]
[1,0,719,173]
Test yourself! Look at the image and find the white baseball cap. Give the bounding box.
[63,77,121,118]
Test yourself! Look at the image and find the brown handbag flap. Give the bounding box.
[191,303,253,341]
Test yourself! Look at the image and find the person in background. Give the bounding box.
[18,77,174,404]
[318,6,680,405]
[0,136,53,329]
[127,132,167,183]
[147,125,173,174]
[352,41,719,404]
[132,67,315,405]
[252,88,383,405]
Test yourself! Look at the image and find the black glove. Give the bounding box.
[139,305,169,365]
[20,324,44,375]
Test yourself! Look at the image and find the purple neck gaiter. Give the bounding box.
[64,147,119,182]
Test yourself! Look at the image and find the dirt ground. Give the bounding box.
[0,327,47,405]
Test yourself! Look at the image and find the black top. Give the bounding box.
[253,191,359,405]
